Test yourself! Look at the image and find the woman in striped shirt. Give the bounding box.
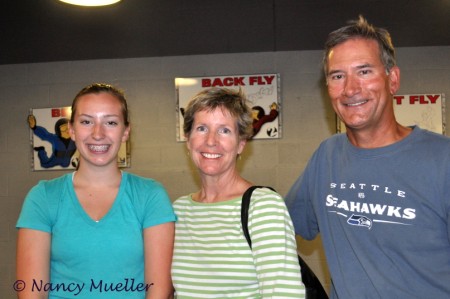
[172,87,305,298]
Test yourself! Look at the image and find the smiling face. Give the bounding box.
[326,38,400,132]
[186,108,246,178]
[68,92,130,169]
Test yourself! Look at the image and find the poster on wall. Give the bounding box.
[337,93,446,134]
[175,73,281,142]
[29,106,130,171]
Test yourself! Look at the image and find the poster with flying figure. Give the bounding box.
[175,73,281,142]
[29,106,130,171]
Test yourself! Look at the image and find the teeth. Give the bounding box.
[202,153,222,159]
[89,145,109,152]
[346,100,367,107]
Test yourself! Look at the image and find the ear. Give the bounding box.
[237,139,247,155]
[68,122,76,141]
[185,135,191,151]
[388,66,400,95]
[121,125,131,143]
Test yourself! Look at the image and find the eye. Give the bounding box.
[80,119,92,125]
[106,121,118,126]
[195,125,207,132]
[218,127,231,134]
[359,69,372,75]
[329,73,344,81]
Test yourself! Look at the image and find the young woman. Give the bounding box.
[16,83,176,299]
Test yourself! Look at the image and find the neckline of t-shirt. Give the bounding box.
[68,171,127,225]
[187,194,242,206]
[343,126,419,159]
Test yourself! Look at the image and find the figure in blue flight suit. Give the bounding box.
[28,115,77,168]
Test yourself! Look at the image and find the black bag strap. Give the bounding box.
[240,185,329,299]
[241,186,275,249]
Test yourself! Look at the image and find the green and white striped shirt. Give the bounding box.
[172,187,305,298]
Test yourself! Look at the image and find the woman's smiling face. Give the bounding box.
[186,107,246,178]
[69,92,130,168]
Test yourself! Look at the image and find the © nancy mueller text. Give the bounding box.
[14,278,153,296]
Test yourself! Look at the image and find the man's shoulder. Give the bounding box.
[315,133,346,152]
[417,127,450,144]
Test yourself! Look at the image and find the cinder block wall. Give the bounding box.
[1,47,449,298]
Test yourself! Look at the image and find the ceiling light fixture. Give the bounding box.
[58,0,121,6]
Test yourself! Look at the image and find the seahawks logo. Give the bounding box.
[347,214,372,229]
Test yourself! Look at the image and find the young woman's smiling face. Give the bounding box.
[69,92,130,168]
[186,108,246,178]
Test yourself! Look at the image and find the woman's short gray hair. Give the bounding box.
[183,87,253,140]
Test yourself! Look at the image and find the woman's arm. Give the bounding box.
[143,222,175,299]
[16,228,51,299]
[249,190,305,298]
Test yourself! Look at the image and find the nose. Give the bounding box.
[342,75,361,97]
[206,131,217,146]
[92,123,104,140]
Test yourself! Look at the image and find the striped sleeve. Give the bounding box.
[248,188,306,298]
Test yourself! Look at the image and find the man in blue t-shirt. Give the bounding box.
[286,16,450,299]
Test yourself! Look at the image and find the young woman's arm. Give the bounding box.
[16,228,51,299]
[143,222,175,299]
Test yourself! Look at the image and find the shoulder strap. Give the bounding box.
[241,185,329,298]
[241,186,275,249]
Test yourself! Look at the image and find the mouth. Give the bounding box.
[88,144,110,153]
[344,100,368,107]
[201,152,222,159]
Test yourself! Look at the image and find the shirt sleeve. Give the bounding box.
[16,181,53,233]
[286,158,319,241]
[248,188,306,298]
[33,125,55,142]
[445,153,450,242]
[141,180,177,228]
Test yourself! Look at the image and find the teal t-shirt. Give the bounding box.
[17,172,176,299]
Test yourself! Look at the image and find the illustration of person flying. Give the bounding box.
[251,102,279,138]
[28,114,77,168]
